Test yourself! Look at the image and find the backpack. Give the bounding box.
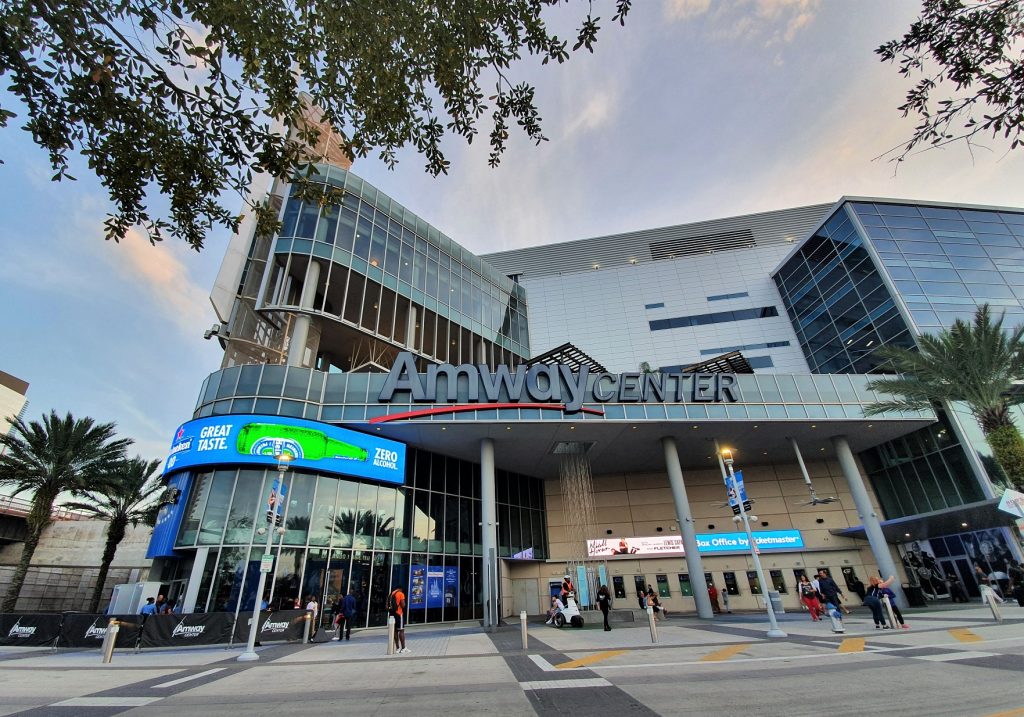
[386,590,399,616]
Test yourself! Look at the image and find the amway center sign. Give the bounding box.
[379,351,740,414]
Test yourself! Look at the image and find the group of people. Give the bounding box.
[797,570,907,629]
[138,594,180,616]
[637,585,668,621]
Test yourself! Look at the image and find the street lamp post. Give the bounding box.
[721,448,787,638]
[237,454,291,662]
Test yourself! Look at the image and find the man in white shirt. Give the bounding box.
[305,596,319,640]
[545,596,565,625]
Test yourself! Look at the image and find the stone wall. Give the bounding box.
[0,519,153,612]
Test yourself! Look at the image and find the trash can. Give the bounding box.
[903,584,927,607]
[766,590,785,614]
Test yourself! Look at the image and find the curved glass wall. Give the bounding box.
[263,164,529,367]
[175,447,546,627]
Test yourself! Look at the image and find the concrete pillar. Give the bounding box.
[287,260,321,366]
[662,437,714,618]
[480,438,498,627]
[832,435,908,609]
[406,305,418,351]
[182,547,209,613]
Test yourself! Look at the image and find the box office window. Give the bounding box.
[723,572,740,595]
[770,569,787,594]
[633,575,647,598]
[612,576,626,599]
[746,571,763,595]
[677,573,693,597]
[656,574,671,598]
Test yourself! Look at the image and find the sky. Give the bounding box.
[1,0,1022,463]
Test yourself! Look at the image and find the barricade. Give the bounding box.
[139,612,234,648]
[0,613,63,647]
[232,610,308,645]
[60,613,140,649]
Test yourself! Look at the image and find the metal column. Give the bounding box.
[832,435,908,609]
[286,259,321,367]
[662,437,714,618]
[481,438,498,627]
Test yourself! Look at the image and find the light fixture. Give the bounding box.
[866,340,874,347]
[569,426,575,430]
[846,339,853,345]
[904,533,911,538]
[721,448,733,462]
[961,522,968,527]
[819,447,825,451]
[505,426,511,431]
[592,263,600,270]
[370,259,379,267]
[810,424,816,429]
[629,258,638,264]
[441,427,446,431]
[692,425,699,429]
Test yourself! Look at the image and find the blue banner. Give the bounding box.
[725,469,748,507]
[695,530,804,553]
[163,414,406,485]
[146,471,192,559]
[575,565,590,607]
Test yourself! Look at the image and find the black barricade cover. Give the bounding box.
[59,613,141,649]
[140,612,233,648]
[233,609,308,644]
[0,613,63,647]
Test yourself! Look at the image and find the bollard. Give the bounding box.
[647,606,658,643]
[302,613,311,644]
[100,619,120,664]
[386,615,396,655]
[881,595,899,629]
[981,586,1004,623]
[520,610,528,650]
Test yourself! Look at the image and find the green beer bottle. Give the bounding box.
[236,423,368,462]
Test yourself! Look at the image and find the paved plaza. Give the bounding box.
[1,604,1023,716]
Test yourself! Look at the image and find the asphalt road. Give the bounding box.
[1,605,1021,717]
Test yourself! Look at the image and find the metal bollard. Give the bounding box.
[647,606,658,643]
[100,619,120,664]
[881,595,899,629]
[520,610,528,650]
[386,615,396,655]
[302,613,311,644]
[981,586,1004,623]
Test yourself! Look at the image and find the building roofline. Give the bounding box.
[0,370,29,396]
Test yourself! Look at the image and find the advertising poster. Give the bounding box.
[409,565,459,609]
[163,414,406,485]
[146,470,192,559]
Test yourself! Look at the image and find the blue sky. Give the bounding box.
[1,0,1022,462]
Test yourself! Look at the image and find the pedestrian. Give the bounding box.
[561,574,575,602]
[646,589,667,621]
[1010,562,1024,607]
[877,581,908,629]
[720,586,731,614]
[864,576,893,629]
[161,598,176,615]
[546,595,565,625]
[388,585,408,653]
[305,595,319,640]
[637,588,646,611]
[139,597,157,616]
[155,594,166,613]
[341,590,357,640]
[596,584,612,631]
[708,583,721,614]
[817,570,847,614]
[798,574,822,621]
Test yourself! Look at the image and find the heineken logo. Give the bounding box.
[7,621,36,638]
[171,622,205,638]
[378,351,739,414]
[250,437,303,459]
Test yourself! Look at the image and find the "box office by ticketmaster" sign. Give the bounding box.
[587,531,804,558]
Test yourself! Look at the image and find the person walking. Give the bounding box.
[707,583,721,614]
[798,574,822,621]
[596,584,612,631]
[864,576,892,629]
[816,570,847,615]
[388,585,408,653]
[720,586,731,614]
[878,581,908,629]
[637,588,646,611]
[341,590,357,640]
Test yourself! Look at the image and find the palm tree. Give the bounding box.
[0,411,132,612]
[864,305,1024,491]
[64,457,163,613]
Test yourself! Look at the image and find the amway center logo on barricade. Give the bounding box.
[260,617,291,633]
[84,622,108,639]
[7,619,36,639]
[171,620,206,638]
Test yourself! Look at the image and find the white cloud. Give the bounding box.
[665,0,712,21]
[664,0,820,44]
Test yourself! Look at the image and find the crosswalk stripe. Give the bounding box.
[521,678,612,690]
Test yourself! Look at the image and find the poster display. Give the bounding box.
[587,530,804,558]
[232,609,308,644]
[409,565,458,609]
[139,613,233,648]
[60,613,141,648]
[0,614,62,647]
[163,414,406,485]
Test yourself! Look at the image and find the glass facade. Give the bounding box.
[774,201,1024,520]
[264,164,529,367]
[175,447,547,627]
[773,206,915,374]
[850,202,1024,332]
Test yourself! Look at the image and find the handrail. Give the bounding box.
[0,495,90,521]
